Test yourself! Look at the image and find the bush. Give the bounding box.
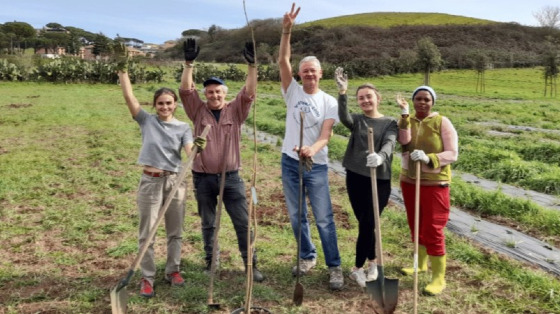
[0,59,25,81]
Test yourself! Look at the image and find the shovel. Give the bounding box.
[110,125,211,314]
[413,161,421,314]
[207,132,231,310]
[293,111,305,306]
[365,128,399,314]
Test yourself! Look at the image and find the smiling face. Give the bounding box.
[356,87,380,115]
[413,90,434,119]
[204,84,227,110]
[154,93,177,121]
[298,60,323,93]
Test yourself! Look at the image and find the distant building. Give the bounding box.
[41,26,70,34]
[36,46,66,56]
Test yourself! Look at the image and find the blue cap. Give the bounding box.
[203,76,225,87]
[412,85,437,105]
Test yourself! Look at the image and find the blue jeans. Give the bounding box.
[281,153,341,267]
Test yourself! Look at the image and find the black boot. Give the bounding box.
[245,262,265,282]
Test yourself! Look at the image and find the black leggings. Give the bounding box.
[346,170,391,268]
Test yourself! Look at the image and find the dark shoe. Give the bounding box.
[139,278,154,298]
[251,266,265,283]
[165,271,185,286]
[204,259,219,275]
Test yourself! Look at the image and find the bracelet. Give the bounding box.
[185,63,194,68]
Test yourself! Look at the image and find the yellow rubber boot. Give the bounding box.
[400,245,428,275]
[424,255,446,295]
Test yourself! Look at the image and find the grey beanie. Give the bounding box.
[412,85,437,105]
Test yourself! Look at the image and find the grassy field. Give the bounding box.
[301,12,496,28]
[1,68,560,313]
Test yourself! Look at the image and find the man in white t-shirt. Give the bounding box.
[277,3,343,291]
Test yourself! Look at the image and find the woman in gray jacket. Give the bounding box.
[334,67,398,288]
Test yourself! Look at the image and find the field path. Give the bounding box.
[243,125,560,276]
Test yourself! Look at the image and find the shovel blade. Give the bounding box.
[366,267,399,314]
[110,285,128,314]
[293,282,304,306]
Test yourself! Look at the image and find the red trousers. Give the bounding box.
[400,181,450,256]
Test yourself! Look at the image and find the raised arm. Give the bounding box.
[113,43,140,117]
[118,70,141,118]
[334,67,353,129]
[278,3,300,92]
[243,42,257,98]
[180,38,200,90]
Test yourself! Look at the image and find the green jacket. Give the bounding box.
[398,113,458,182]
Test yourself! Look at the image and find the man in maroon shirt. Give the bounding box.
[178,39,263,282]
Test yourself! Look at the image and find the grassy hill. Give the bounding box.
[301,12,497,28]
[170,11,558,78]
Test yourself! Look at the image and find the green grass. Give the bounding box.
[1,69,560,312]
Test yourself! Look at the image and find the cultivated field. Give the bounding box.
[1,68,560,313]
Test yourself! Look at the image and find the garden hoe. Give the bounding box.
[365,128,399,314]
[413,161,421,314]
[110,125,211,314]
[293,111,305,306]
[207,132,231,310]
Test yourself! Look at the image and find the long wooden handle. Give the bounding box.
[368,128,384,267]
[208,131,231,303]
[413,160,421,314]
[296,111,305,281]
[129,124,211,274]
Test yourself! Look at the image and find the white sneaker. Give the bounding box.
[349,268,366,288]
[366,261,378,281]
[292,258,317,276]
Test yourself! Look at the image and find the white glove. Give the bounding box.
[334,67,348,93]
[410,149,430,164]
[366,152,384,168]
[396,93,409,115]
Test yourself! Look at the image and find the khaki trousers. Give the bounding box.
[136,173,186,284]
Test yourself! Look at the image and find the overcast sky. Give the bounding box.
[1,0,556,44]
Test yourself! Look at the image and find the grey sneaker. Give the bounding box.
[291,258,317,276]
[366,261,378,282]
[349,268,366,288]
[329,266,344,290]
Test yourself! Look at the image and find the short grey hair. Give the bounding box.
[298,56,321,71]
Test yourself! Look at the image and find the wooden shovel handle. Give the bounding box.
[208,131,231,304]
[413,160,421,314]
[368,128,384,267]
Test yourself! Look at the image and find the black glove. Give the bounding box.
[183,38,200,62]
[243,41,255,65]
[193,136,206,152]
[113,42,129,71]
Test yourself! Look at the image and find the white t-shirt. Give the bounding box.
[281,78,339,165]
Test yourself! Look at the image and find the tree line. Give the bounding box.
[1,17,559,94]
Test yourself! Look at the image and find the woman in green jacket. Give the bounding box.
[396,86,458,295]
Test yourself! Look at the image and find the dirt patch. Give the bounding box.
[7,103,33,108]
